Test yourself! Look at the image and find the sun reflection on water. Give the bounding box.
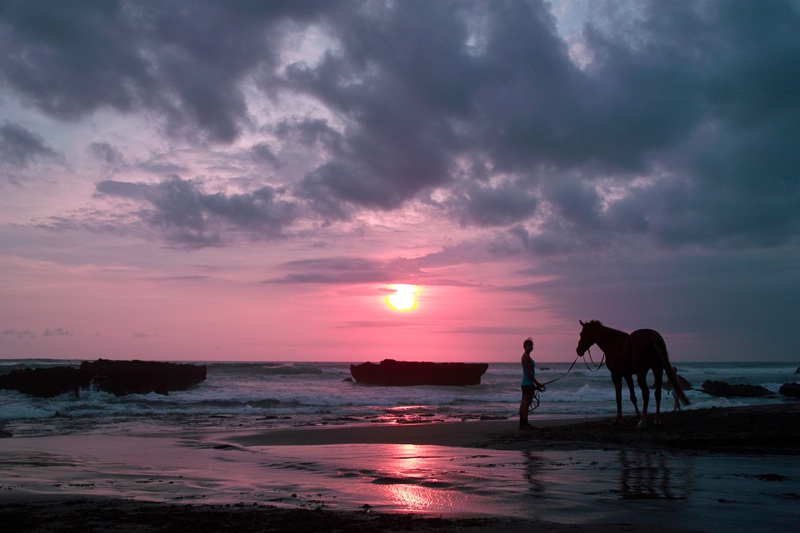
[374,444,465,513]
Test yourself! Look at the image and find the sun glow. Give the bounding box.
[385,284,420,312]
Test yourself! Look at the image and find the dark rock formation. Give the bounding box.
[0,359,206,398]
[80,359,207,396]
[701,380,774,398]
[779,382,800,398]
[350,359,488,386]
[0,367,89,398]
[795,366,800,375]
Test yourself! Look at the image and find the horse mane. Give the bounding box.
[586,320,628,338]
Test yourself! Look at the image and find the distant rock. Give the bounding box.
[795,366,800,375]
[350,359,488,386]
[701,380,774,398]
[0,367,89,398]
[0,359,206,398]
[80,359,206,396]
[779,383,800,399]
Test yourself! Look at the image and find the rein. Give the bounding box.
[583,348,606,371]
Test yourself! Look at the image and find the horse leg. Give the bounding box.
[636,371,650,429]
[612,373,624,425]
[652,367,663,425]
[623,374,640,422]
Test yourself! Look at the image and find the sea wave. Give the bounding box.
[1,361,797,437]
[209,362,325,375]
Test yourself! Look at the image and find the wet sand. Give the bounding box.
[1,404,798,532]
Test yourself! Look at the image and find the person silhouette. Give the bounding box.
[519,337,544,430]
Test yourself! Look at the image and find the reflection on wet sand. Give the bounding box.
[617,450,693,500]
[522,450,545,494]
[371,444,469,513]
[520,447,694,502]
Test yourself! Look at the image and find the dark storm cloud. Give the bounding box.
[441,177,540,228]
[278,0,800,249]
[249,142,280,168]
[95,177,298,248]
[87,142,124,166]
[0,0,338,143]
[571,0,800,249]
[3,0,799,251]
[284,1,468,211]
[0,121,61,169]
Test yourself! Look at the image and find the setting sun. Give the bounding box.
[385,284,420,311]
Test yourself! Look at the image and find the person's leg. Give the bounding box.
[519,387,534,429]
[519,393,529,427]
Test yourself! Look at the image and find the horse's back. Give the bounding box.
[625,329,667,368]
[629,329,664,346]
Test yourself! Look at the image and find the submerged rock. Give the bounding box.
[0,359,206,398]
[701,380,774,398]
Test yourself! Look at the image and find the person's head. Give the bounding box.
[523,338,534,352]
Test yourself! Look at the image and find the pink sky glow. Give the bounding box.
[1,1,798,363]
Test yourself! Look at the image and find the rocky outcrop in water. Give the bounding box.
[701,380,774,398]
[0,359,207,397]
[350,359,488,386]
[0,366,89,398]
[779,383,800,399]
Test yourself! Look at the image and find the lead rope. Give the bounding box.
[529,354,582,411]
[529,349,607,411]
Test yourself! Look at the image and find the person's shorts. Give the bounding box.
[521,385,536,395]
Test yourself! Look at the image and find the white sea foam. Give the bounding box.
[1,361,796,437]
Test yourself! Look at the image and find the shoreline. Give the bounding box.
[0,496,703,533]
[2,403,799,532]
[223,403,800,455]
[221,415,588,448]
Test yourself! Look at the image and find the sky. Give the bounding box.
[1,0,798,363]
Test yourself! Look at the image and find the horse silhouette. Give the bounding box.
[576,320,689,427]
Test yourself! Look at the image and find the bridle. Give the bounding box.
[582,347,606,371]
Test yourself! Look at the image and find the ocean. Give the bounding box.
[1,359,798,438]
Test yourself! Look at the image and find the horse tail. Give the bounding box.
[655,335,690,406]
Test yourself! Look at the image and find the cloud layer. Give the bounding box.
[1,0,799,359]
[2,0,797,252]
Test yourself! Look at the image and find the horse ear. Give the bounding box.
[579,320,585,326]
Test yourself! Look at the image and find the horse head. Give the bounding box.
[576,319,602,356]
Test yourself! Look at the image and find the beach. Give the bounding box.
[2,403,798,532]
